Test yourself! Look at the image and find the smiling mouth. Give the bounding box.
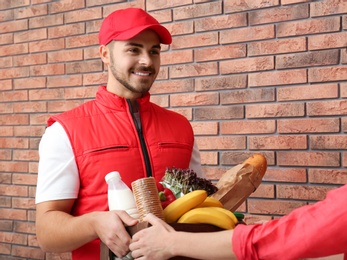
[133,71,151,76]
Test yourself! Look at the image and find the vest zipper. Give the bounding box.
[127,99,153,177]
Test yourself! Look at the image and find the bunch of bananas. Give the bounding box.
[163,190,238,230]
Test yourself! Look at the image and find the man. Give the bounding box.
[35,8,203,260]
[130,184,347,260]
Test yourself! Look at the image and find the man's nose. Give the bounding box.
[139,53,152,66]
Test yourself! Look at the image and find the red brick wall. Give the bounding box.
[0,0,346,259]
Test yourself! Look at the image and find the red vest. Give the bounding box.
[48,86,194,260]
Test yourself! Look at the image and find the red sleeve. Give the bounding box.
[233,184,347,260]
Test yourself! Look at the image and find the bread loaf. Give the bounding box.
[242,153,267,178]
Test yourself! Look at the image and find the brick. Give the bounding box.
[311,0,347,17]
[248,37,306,56]
[0,208,27,220]
[278,118,340,133]
[191,121,218,135]
[66,60,103,74]
[12,197,35,210]
[29,113,53,125]
[164,21,193,36]
[248,199,306,215]
[263,168,307,183]
[48,23,85,39]
[195,13,247,32]
[0,243,11,254]
[0,90,27,102]
[29,89,63,101]
[0,33,13,45]
[0,114,29,126]
[197,136,246,150]
[29,13,64,28]
[249,69,307,87]
[277,185,332,200]
[47,75,82,88]
[65,34,98,48]
[30,64,65,76]
[244,214,272,225]
[0,150,12,160]
[84,47,99,60]
[0,43,28,56]
[15,4,47,19]
[221,151,274,166]
[278,83,338,101]
[146,0,191,11]
[13,150,39,161]
[277,17,340,37]
[0,231,27,244]
[221,56,274,74]
[171,92,218,107]
[0,173,11,184]
[14,77,46,90]
[0,9,14,22]
[0,197,11,207]
[63,86,98,99]
[0,220,13,231]
[0,20,28,33]
[0,80,12,90]
[221,24,274,44]
[0,0,29,9]
[14,125,45,137]
[151,79,193,94]
[309,168,347,184]
[0,56,12,68]
[249,135,307,150]
[221,88,275,104]
[11,244,45,259]
[250,4,308,25]
[149,9,172,24]
[29,38,64,53]
[170,62,218,78]
[0,137,29,149]
[83,73,107,86]
[246,103,305,118]
[14,221,35,235]
[13,102,47,113]
[161,49,193,65]
[171,32,218,50]
[48,49,83,63]
[194,106,244,120]
[250,184,274,198]
[173,1,222,20]
[64,7,102,23]
[221,120,276,135]
[309,32,347,50]
[307,100,347,116]
[342,48,347,64]
[47,100,84,113]
[311,135,347,150]
[277,151,340,167]
[45,252,72,260]
[168,107,192,120]
[50,0,85,14]
[342,82,347,97]
[0,67,29,80]
[309,66,347,83]
[199,151,218,165]
[276,49,339,69]
[196,44,246,62]
[13,53,47,67]
[195,75,247,91]
[225,0,279,13]
[0,103,13,114]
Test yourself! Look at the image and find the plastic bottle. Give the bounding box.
[105,171,138,260]
[105,171,139,219]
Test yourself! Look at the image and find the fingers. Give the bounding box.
[116,210,139,227]
[143,213,175,232]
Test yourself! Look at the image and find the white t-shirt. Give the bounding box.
[35,122,203,204]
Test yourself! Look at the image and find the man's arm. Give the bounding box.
[36,199,138,257]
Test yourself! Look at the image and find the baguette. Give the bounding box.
[242,153,267,178]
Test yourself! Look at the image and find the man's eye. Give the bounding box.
[129,48,139,53]
[150,50,160,55]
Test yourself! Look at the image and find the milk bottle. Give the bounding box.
[105,171,139,219]
[105,171,139,260]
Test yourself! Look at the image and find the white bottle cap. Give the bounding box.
[105,171,121,183]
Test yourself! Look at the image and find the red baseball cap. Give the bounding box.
[98,8,172,45]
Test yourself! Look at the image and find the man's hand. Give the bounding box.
[92,210,138,258]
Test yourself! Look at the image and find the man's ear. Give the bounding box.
[99,45,110,64]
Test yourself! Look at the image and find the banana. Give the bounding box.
[177,207,235,230]
[163,190,207,223]
[195,196,224,208]
[209,207,238,225]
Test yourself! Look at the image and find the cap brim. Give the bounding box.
[113,24,172,44]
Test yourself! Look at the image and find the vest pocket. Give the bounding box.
[83,146,129,155]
